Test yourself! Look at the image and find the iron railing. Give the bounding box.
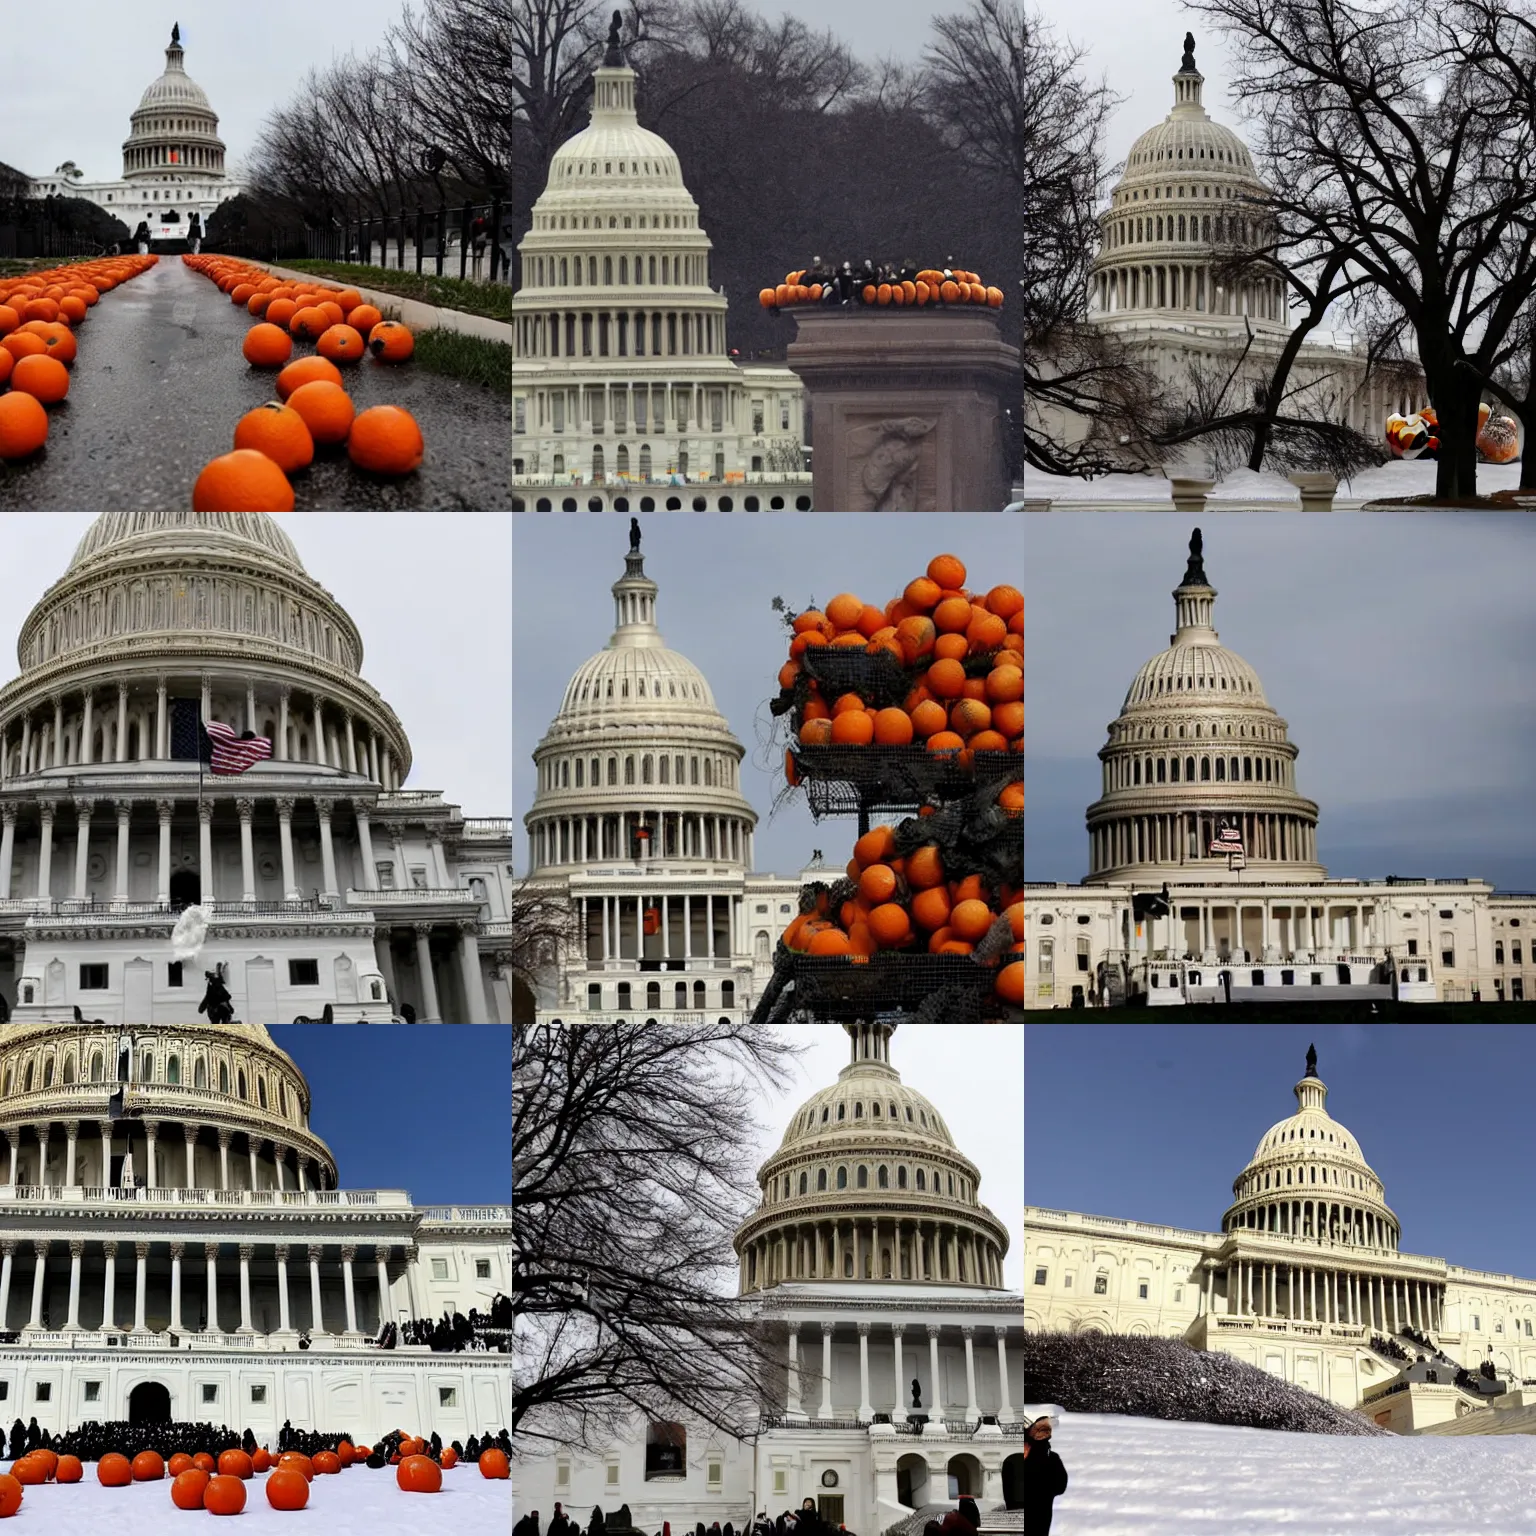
[302,199,508,283]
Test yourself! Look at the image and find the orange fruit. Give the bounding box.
[98,1453,132,1486]
[290,305,330,340]
[808,926,852,956]
[926,730,965,755]
[129,1449,163,1480]
[986,666,1023,703]
[999,781,1024,811]
[0,350,11,388]
[10,1458,43,1486]
[927,658,967,698]
[868,903,913,949]
[0,1473,19,1516]
[479,1448,510,1480]
[265,1468,310,1509]
[278,1453,313,1480]
[56,1455,82,1483]
[192,1454,216,1474]
[10,353,68,403]
[910,885,952,931]
[793,608,831,636]
[967,610,1008,651]
[168,1453,194,1478]
[349,303,384,334]
[21,297,58,322]
[0,391,49,459]
[854,825,896,867]
[872,707,914,745]
[286,380,355,445]
[896,615,937,663]
[907,844,946,889]
[933,596,973,633]
[193,448,297,511]
[368,320,415,362]
[951,899,995,941]
[933,632,969,662]
[826,593,865,630]
[397,1454,443,1493]
[859,864,898,904]
[217,1449,253,1480]
[242,322,293,366]
[904,576,941,612]
[857,603,888,638]
[799,717,833,746]
[276,354,343,398]
[832,692,867,716]
[2,332,46,362]
[27,320,75,362]
[951,698,992,737]
[311,1451,341,1475]
[830,710,874,745]
[204,1473,247,1515]
[0,304,18,335]
[986,584,1023,619]
[233,401,314,473]
[968,730,1010,752]
[265,297,299,330]
[348,404,424,474]
[441,1448,458,1469]
[317,323,365,363]
[993,701,1024,738]
[231,283,258,307]
[929,554,967,589]
[172,1466,212,1508]
[996,961,1024,1005]
[909,699,948,739]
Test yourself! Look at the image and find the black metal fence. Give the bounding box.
[302,198,509,283]
[0,220,105,261]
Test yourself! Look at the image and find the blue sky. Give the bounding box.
[270,1025,509,1205]
[1025,1022,1536,1279]
[1024,513,1536,889]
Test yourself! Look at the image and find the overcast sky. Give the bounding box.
[512,511,1019,878]
[1024,513,1536,890]
[0,1,403,184]
[1027,1022,1536,1281]
[760,1023,1023,1291]
[0,513,510,818]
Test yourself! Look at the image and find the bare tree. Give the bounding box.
[1189,0,1536,500]
[507,880,583,1022]
[513,1021,799,1450]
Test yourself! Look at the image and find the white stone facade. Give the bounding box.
[0,513,513,1024]
[511,44,808,497]
[0,1023,510,1444]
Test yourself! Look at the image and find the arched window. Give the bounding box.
[836,1166,848,1190]
[43,1059,54,1089]
[799,1171,808,1194]
[258,1078,268,1109]
[280,1081,288,1116]
[23,1063,32,1092]
[62,1055,75,1086]
[898,1166,908,1189]
[854,1102,864,1119]
[817,1168,827,1191]
[194,1057,207,1088]
[857,1165,868,1189]
[90,1053,102,1083]
[167,1056,180,1086]
[219,1061,229,1094]
[878,1165,889,1189]
[237,1069,246,1099]
[836,1102,845,1121]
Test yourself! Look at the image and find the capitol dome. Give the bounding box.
[525,533,757,873]
[1089,33,1286,329]
[122,25,229,185]
[67,511,305,577]
[1222,1045,1399,1252]
[1084,527,1323,885]
[735,1024,1010,1293]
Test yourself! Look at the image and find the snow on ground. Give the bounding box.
[0,1463,512,1533]
[1021,459,1526,508]
[1034,1408,1536,1535]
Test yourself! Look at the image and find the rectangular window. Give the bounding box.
[1174,1287,1183,1303]
[780,399,791,431]
[167,962,183,987]
[1516,943,1525,965]
[1407,938,1419,956]
[251,1385,267,1403]
[1473,1315,1481,1331]
[377,863,395,890]
[439,1387,458,1407]
[752,401,764,434]
[410,867,429,890]
[557,1463,571,1488]
[773,1471,787,1495]
[1033,1268,1048,1285]
[79,964,108,990]
[708,1461,722,1486]
[84,1382,101,1402]
[35,1384,49,1402]
[1138,1282,1149,1300]
[476,1260,491,1279]
[0,1384,7,1401]
[514,398,526,433]
[288,959,319,986]
[1063,1273,1072,1288]
[432,1258,449,1280]
[1093,1275,1107,1294]
[607,1465,621,1487]
[202,1384,217,1403]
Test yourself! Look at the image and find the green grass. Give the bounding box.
[413,328,511,392]
[279,259,513,322]
[0,255,96,278]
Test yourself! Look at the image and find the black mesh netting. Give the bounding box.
[1024,1332,1389,1436]
[793,746,1017,817]
[800,647,912,706]
[887,790,1022,888]
[751,942,1008,1023]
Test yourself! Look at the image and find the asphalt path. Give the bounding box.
[0,257,508,509]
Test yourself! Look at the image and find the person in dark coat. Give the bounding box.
[549,1504,571,1536]
[957,1498,981,1531]
[6,1420,23,1461]
[1021,1414,1068,1534]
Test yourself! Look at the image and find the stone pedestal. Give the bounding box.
[786,308,1020,511]
[1288,472,1339,511]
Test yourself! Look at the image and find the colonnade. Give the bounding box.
[0,675,397,789]
[782,1322,1016,1425]
[1090,810,1317,872]
[1207,1255,1442,1333]
[534,808,752,870]
[1093,261,1285,322]
[1129,896,1374,964]
[1227,1197,1394,1251]
[580,890,745,965]
[0,1234,405,1339]
[124,143,223,172]
[743,1217,1004,1291]
[515,307,725,362]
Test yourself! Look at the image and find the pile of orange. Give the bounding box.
[0,254,158,462]
[761,266,1003,309]
[781,822,1023,1007]
[779,554,1022,772]
[181,254,424,508]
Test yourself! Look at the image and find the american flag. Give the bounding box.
[205,720,273,776]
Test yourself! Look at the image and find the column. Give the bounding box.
[72,798,93,900]
[308,1245,325,1333]
[238,1245,254,1332]
[892,1325,906,1419]
[457,921,490,1022]
[374,930,399,1004]
[312,699,327,766]
[247,1138,258,1192]
[276,1245,293,1334]
[414,925,442,1023]
[156,799,174,904]
[197,801,214,903]
[927,1323,942,1416]
[785,1327,805,1417]
[995,1327,1014,1422]
[0,1243,14,1330]
[218,1130,231,1191]
[99,1121,111,1190]
[98,1241,116,1332]
[156,679,168,758]
[818,1323,834,1418]
[390,826,409,890]
[65,1241,83,1330]
[37,1127,49,1188]
[35,802,54,901]
[116,683,127,762]
[64,1122,78,1187]
[185,1129,197,1189]
[133,1242,149,1332]
[430,838,450,888]
[345,714,358,775]
[277,690,290,761]
[856,1321,873,1422]
[205,1244,219,1332]
[962,1325,980,1421]
[340,1245,359,1334]
[276,799,299,900]
[145,1122,157,1189]
[355,807,379,889]
[317,804,339,901]
[375,1249,390,1330]
[169,1243,185,1331]
[81,692,93,764]
[22,1242,44,1329]
[246,682,257,738]
[0,806,15,902]
[237,799,256,901]
[274,1147,287,1191]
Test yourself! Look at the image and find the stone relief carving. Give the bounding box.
[846,416,937,512]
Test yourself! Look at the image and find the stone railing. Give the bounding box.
[417,1204,512,1223]
[0,1184,413,1210]
[375,791,446,806]
[0,1328,397,1352]
[460,819,512,839]
[1026,1207,1215,1246]
[346,887,475,906]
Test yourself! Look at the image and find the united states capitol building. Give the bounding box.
[1022,527,1536,1008]
[0,1022,509,1441]
[521,528,822,1024]
[1026,1045,1536,1433]
[26,25,243,248]
[0,512,513,1025]
[510,24,810,512]
[515,1023,1023,1528]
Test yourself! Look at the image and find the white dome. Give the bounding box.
[1122,637,1268,711]
[134,29,214,112]
[557,645,719,720]
[68,512,304,575]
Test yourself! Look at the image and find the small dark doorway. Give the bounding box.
[169,871,201,910]
[129,1381,170,1424]
[1002,1453,1025,1509]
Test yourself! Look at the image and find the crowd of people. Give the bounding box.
[371,1296,510,1353]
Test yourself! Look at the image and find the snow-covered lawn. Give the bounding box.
[1034,1408,1536,1535]
[0,1462,511,1532]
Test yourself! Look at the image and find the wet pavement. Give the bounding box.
[0,257,508,509]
